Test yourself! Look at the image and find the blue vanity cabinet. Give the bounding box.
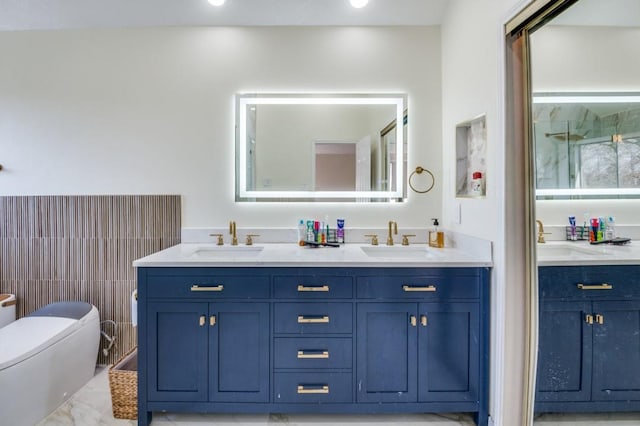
[591,300,640,402]
[536,300,593,403]
[356,302,418,402]
[536,265,640,412]
[355,268,488,425]
[137,266,490,426]
[147,301,209,402]
[272,273,354,405]
[146,301,269,403]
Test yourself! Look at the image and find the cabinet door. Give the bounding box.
[592,300,640,401]
[147,302,209,401]
[356,303,417,402]
[417,302,479,402]
[536,300,592,402]
[208,302,270,402]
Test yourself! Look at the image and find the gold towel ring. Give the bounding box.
[408,166,435,194]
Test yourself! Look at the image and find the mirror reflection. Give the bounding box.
[533,93,640,198]
[236,94,407,202]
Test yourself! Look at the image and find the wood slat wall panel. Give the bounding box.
[0,195,181,365]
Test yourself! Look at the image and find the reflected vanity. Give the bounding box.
[236,93,407,202]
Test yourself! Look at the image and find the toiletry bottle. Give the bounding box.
[428,218,444,248]
[336,219,345,243]
[471,172,484,196]
[306,220,314,242]
[606,216,616,240]
[568,216,576,241]
[298,219,306,246]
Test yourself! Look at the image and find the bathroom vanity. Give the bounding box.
[536,242,640,413]
[134,242,491,426]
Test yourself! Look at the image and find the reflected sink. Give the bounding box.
[537,244,606,257]
[191,246,264,258]
[360,245,441,259]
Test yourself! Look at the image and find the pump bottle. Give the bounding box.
[428,218,445,248]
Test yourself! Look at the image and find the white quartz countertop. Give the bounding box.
[537,240,640,266]
[133,242,493,268]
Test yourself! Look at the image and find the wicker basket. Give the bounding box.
[108,347,138,420]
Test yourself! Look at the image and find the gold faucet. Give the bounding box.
[245,234,259,246]
[387,221,398,246]
[209,233,224,245]
[229,221,238,246]
[536,220,547,244]
[402,234,416,246]
[365,234,379,246]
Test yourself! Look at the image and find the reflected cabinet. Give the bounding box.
[537,265,640,412]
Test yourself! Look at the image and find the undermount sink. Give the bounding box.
[191,246,264,258]
[536,244,607,257]
[360,245,441,259]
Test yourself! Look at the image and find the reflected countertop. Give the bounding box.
[133,242,492,268]
[537,240,640,266]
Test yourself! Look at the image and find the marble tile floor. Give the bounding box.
[37,368,640,426]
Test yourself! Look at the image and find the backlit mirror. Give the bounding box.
[235,93,407,202]
[533,93,640,199]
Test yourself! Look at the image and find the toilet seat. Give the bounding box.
[0,316,78,371]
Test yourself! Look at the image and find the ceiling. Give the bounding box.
[1,0,636,32]
[0,0,449,31]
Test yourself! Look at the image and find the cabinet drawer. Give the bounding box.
[357,274,479,299]
[273,372,352,403]
[147,274,270,299]
[274,303,352,334]
[539,266,640,299]
[273,275,353,299]
[274,337,352,369]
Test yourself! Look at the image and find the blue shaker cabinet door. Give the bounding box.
[417,302,479,402]
[592,300,640,402]
[208,302,270,402]
[536,300,592,403]
[147,302,209,402]
[356,303,417,402]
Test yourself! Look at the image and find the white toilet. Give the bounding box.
[0,301,100,426]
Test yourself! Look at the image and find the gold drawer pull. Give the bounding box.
[297,385,329,394]
[403,285,436,292]
[410,315,417,327]
[577,283,612,290]
[420,315,427,327]
[297,350,330,359]
[297,285,330,292]
[596,314,604,324]
[297,315,330,324]
[585,314,594,324]
[199,315,206,326]
[191,285,224,292]
[210,315,216,326]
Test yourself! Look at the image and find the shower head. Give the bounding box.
[544,130,590,141]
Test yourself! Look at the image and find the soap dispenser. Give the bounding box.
[428,218,444,248]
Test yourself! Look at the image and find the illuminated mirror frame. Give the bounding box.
[235,93,407,202]
[533,92,640,198]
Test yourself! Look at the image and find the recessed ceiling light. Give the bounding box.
[350,0,369,8]
[208,0,225,6]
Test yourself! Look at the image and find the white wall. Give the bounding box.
[441,1,524,425]
[531,25,640,226]
[0,26,441,228]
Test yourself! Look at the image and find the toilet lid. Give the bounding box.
[0,316,79,371]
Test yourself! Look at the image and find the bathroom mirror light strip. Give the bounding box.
[0,195,181,365]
